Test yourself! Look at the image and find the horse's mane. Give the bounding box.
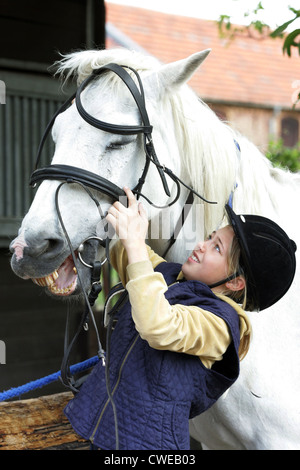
[161,82,300,232]
[55,48,161,84]
[56,48,300,234]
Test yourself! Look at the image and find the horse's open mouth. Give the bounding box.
[32,254,78,296]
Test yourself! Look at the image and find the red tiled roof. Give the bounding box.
[105,2,300,109]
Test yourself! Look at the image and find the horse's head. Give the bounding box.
[10,48,211,298]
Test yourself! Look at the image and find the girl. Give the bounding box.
[65,187,296,450]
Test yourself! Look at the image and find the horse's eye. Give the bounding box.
[107,142,126,150]
[106,138,136,151]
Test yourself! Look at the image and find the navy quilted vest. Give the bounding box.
[64,262,241,450]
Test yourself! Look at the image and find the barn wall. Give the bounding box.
[0,1,106,398]
[0,248,93,398]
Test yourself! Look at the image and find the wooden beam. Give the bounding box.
[0,392,89,450]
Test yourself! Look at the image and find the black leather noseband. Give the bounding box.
[30,163,126,201]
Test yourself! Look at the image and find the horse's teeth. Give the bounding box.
[49,281,75,295]
[32,269,76,295]
[32,270,59,287]
[45,275,54,286]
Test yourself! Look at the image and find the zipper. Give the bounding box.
[89,333,140,443]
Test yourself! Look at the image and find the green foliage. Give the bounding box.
[266,139,300,172]
[217,3,300,107]
[218,3,300,56]
[270,7,300,57]
[218,3,270,39]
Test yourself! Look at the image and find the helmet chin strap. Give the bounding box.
[208,271,241,289]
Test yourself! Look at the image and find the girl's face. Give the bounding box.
[181,226,235,287]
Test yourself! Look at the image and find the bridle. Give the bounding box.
[30,62,218,289]
[31,64,169,204]
[28,63,220,449]
[30,63,216,210]
[29,62,217,395]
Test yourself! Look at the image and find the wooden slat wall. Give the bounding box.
[0,248,92,399]
[0,72,102,403]
[0,69,76,248]
[1,94,58,216]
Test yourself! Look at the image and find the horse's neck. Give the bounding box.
[148,99,300,262]
[200,130,300,233]
[155,163,300,265]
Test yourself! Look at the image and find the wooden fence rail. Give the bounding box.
[0,392,89,450]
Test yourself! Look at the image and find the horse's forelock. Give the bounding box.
[54,48,160,85]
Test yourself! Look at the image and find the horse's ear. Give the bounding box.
[146,49,211,95]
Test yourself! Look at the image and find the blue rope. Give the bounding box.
[0,355,99,402]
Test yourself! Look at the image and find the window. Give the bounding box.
[281,117,299,147]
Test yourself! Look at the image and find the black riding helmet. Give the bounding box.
[225,204,297,311]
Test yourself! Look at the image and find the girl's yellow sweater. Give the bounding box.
[110,241,252,368]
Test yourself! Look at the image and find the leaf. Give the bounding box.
[253,2,264,14]
[282,29,300,56]
[292,92,300,109]
[252,19,269,34]
[289,7,300,16]
[270,18,296,37]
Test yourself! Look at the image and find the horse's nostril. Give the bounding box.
[24,239,49,258]
[24,237,65,259]
[47,238,64,252]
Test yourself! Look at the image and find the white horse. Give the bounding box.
[10,48,300,450]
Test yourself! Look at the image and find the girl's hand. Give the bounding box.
[106,187,149,263]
